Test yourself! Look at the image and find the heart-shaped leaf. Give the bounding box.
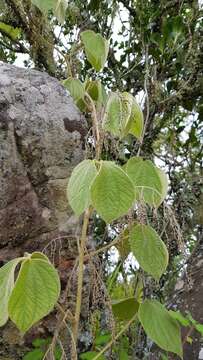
[126,157,168,207]
[67,160,97,216]
[127,94,143,139]
[103,92,143,139]
[31,0,68,23]
[138,300,183,358]
[130,224,168,280]
[8,258,60,333]
[91,161,135,223]
[63,78,85,102]
[81,30,109,71]
[0,258,22,326]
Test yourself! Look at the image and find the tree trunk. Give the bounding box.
[0,62,91,359]
[170,230,203,360]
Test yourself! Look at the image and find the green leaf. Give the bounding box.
[0,22,21,40]
[81,30,109,71]
[91,161,135,223]
[86,80,107,107]
[0,258,22,326]
[54,0,68,23]
[67,160,97,216]
[95,333,111,346]
[8,258,60,333]
[103,92,132,138]
[195,323,203,336]
[32,337,51,347]
[23,348,44,360]
[126,157,168,207]
[31,0,55,13]
[127,95,144,139]
[169,311,190,327]
[103,92,123,137]
[30,252,50,262]
[63,78,85,103]
[103,92,143,139]
[138,300,183,358]
[130,224,168,280]
[31,0,68,23]
[112,297,139,321]
[80,352,105,360]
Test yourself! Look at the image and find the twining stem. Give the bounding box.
[92,314,137,360]
[72,208,91,349]
[85,92,101,160]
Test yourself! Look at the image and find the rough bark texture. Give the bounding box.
[171,233,203,360]
[0,62,91,359]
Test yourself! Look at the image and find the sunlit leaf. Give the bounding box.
[103,92,143,139]
[67,160,97,216]
[103,92,132,138]
[91,161,135,222]
[130,224,168,280]
[0,258,22,326]
[63,78,85,103]
[30,252,50,262]
[31,0,68,23]
[126,157,167,207]
[81,30,109,71]
[169,310,190,327]
[8,258,60,333]
[138,300,183,358]
[127,95,144,139]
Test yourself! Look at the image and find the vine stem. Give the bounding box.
[92,313,137,360]
[72,207,91,358]
[85,92,101,160]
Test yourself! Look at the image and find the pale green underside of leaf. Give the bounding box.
[103,92,122,136]
[31,0,68,23]
[130,224,168,280]
[127,98,144,139]
[103,92,143,139]
[138,300,183,358]
[126,157,167,207]
[81,30,109,71]
[30,252,50,262]
[63,78,85,102]
[67,160,97,216]
[8,259,60,333]
[112,297,139,321]
[0,258,22,326]
[91,161,135,223]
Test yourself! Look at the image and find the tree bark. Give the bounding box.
[170,230,203,360]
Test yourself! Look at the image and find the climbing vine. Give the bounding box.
[0,1,202,360]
